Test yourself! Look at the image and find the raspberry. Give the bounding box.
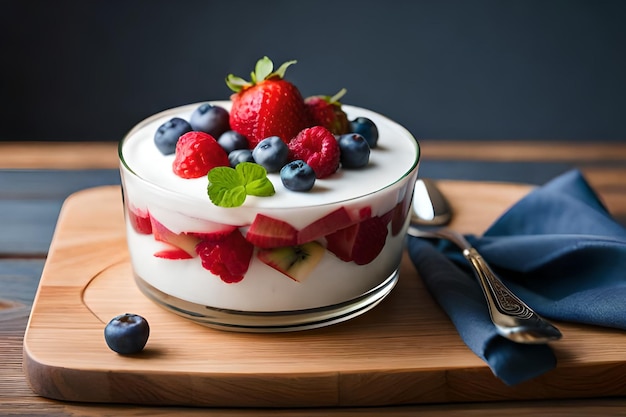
[172,131,229,179]
[196,229,253,283]
[288,126,340,179]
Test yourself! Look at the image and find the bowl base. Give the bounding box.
[134,271,398,333]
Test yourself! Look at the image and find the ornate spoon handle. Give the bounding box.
[408,227,562,344]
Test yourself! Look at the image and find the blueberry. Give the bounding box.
[218,130,249,154]
[252,136,289,172]
[189,103,230,138]
[338,133,371,169]
[154,117,192,155]
[280,160,316,191]
[228,149,254,167]
[349,117,378,148]
[104,313,150,355]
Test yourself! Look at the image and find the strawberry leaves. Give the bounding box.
[226,56,297,93]
[208,162,275,207]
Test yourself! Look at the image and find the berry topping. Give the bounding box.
[217,130,249,154]
[228,149,254,167]
[226,56,310,148]
[172,131,229,179]
[154,117,192,155]
[280,160,316,192]
[305,89,350,135]
[338,133,371,169]
[252,136,289,173]
[196,229,253,283]
[349,117,379,149]
[288,126,340,179]
[189,103,231,138]
[104,313,150,355]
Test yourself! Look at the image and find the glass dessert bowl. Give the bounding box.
[119,101,420,332]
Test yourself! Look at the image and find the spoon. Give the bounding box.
[408,178,562,344]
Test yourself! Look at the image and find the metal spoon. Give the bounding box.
[408,178,562,344]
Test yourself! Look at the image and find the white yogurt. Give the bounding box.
[119,101,420,327]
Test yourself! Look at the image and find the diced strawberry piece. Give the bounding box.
[391,190,413,236]
[150,218,201,257]
[288,126,340,179]
[245,214,298,248]
[380,206,395,227]
[325,215,388,265]
[354,206,372,222]
[325,223,359,262]
[297,207,352,244]
[352,216,388,265]
[127,205,152,234]
[172,131,229,179]
[188,225,238,243]
[196,229,253,283]
[154,247,194,260]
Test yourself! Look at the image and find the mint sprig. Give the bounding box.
[207,162,275,207]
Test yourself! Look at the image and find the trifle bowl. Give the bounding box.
[118,59,420,332]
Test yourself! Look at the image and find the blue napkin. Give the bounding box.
[407,169,626,385]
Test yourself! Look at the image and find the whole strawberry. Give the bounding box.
[305,88,350,135]
[226,56,310,148]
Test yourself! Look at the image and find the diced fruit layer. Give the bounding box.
[257,241,325,282]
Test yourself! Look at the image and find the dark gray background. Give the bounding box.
[2,0,625,142]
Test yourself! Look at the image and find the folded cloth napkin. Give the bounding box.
[407,169,626,386]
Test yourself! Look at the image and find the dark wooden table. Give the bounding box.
[2,140,626,416]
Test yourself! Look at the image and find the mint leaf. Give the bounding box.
[207,162,275,207]
[246,177,275,196]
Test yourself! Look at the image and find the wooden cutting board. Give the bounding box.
[22,182,626,408]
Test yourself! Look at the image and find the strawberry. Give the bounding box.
[297,207,352,244]
[154,246,194,260]
[288,126,340,179]
[196,229,253,283]
[245,214,298,249]
[127,205,152,234]
[325,215,388,265]
[172,131,229,179]
[304,89,350,135]
[226,56,310,148]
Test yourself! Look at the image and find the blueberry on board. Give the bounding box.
[349,117,378,148]
[280,160,316,191]
[338,133,371,168]
[104,313,150,354]
[252,136,289,172]
[218,130,249,154]
[228,149,254,167]
[190,103,230,138]
[154,117,192,155]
